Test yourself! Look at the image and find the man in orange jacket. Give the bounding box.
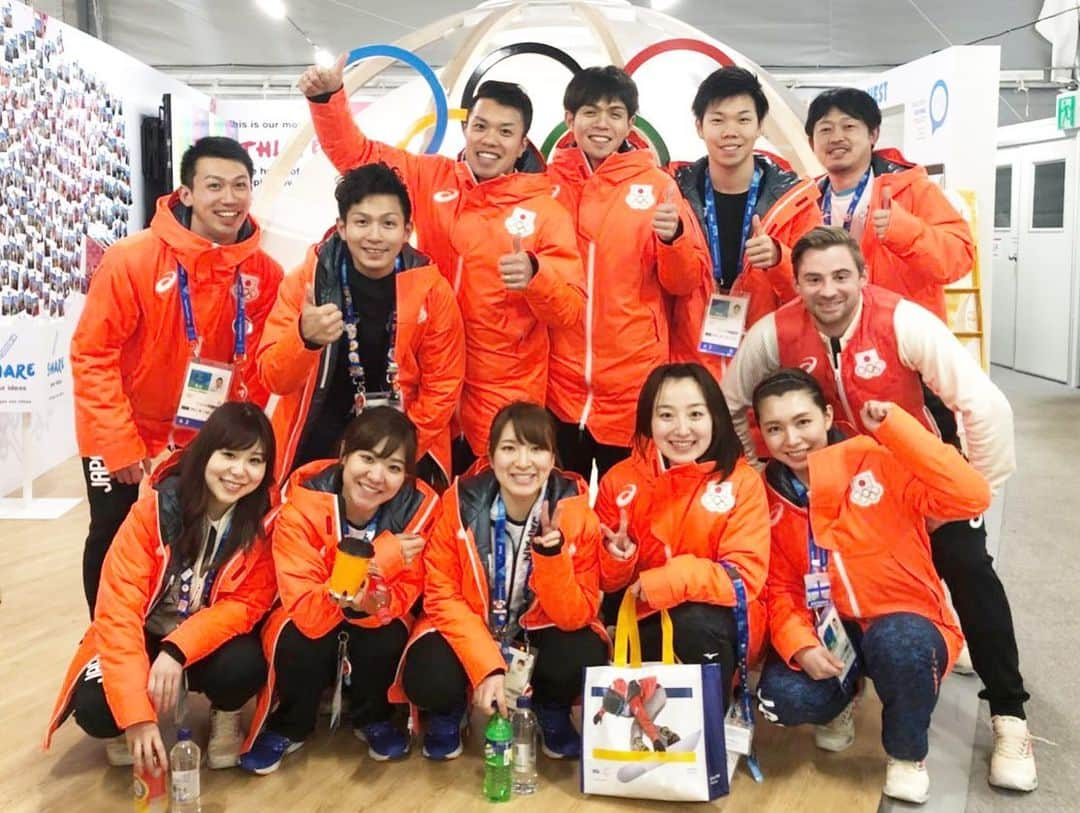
[670,67,822,382]
[805,87,973,322]
[71,137,283,616]
[546,66,708,482]
[257,163,464,489]
[298,56,584,474]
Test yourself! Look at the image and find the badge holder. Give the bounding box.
[816,605,857,686]
[698,293,749,358]
[174,357,234,430]
[504,644,537,708]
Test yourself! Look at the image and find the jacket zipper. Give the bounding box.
[829,341,859,427]
[453,256,464,296]
[578,241,596,430]
[830,550,862,618]
[462,522,489,621]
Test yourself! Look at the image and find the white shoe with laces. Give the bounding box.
[105,734,134,767]
[884,758,930,804]
[989,715,1038,791]
[814,700,855,752]
[952,642,975,675]
[207,708,244,769]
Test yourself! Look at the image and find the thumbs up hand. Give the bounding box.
[651,185,681,243]
[744,213,779,269]
[298,52,346,98]
[299,283,345,346]
[872,186,893,239]
[498,234,534,291]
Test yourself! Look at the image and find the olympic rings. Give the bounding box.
[459,42,582,111]
[396,108,467,150]
[539,115,671,167]
[623,38,735,77]
[346,44,449,155]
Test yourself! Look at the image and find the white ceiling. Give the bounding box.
[40,1,1068,123]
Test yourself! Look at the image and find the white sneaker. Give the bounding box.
[814,701,855,752]
[952,642,975,675]
[105,734,134,767]
[884,758,930,804]
[989,715,1038,791]
[207,708,244,770]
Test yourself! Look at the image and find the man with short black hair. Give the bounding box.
[72,136,283,615]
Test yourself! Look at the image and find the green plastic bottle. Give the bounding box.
[482,712,513,802]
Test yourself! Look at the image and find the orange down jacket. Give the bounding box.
[545,134,709,446]
[243,459,438,750]
[400,467,604,691]
[670,153,821,383]
[71,193,282,472]
[764,407,991,672]
[257,237,464,483]
[817,149,974,321]
[45,470,276,747]
[595,445,770,664]
[309,90,585,454]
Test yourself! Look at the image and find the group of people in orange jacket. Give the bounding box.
[43,54,1039,806]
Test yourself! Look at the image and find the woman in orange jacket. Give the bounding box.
[44,402,277,777]
[400,402,607,761]
[751,369,991,805]
[239,407,438,773]
[257,163,464,489]
[595,363,770,697]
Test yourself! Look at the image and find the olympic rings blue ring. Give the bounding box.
[459,42,582,111]
[346,45,449,154]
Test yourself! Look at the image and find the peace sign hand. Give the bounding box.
[600,507,635,560]
[532,500,564,549]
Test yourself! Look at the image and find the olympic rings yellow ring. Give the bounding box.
[396,108,468,150]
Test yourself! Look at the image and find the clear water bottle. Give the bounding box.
[482,712,513,802]
[511,695,539,795]
[169,728,202,813]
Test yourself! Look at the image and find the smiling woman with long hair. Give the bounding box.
[596,363,771,707]
[45,402,278,777]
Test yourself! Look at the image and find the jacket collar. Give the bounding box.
[294,459,428,537]
[673,153,801,226]
[149,191,263,278]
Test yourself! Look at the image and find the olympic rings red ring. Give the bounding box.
[623,38,736,77]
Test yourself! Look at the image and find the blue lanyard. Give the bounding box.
[491,495,535,651]
[721,562,763,781]
[338,253,403,414]
[821,168,871,232]
[786,473,826,573]
[177,264,246,360]
[702,165,762,288]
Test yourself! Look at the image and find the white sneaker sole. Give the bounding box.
[814,734,855,753]
[883,785,929,804]
[207,751,241,770]
[422,742,463,760]
[248,741,304,776]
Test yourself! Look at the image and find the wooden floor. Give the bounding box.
[1,457,886,812]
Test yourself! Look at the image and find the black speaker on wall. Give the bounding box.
[139,93,172,228]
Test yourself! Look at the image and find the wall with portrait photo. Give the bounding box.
[0,1,210,497]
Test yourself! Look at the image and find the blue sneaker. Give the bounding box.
[537,703,581,759]
[238,731,304,775]
[354,720,410,761]
[422,709,464,760]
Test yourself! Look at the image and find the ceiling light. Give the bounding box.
[255,0,287,20]
[650,0,681,11]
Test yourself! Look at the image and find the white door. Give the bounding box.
[1013,139,1074,382]
[990,154,1019,368]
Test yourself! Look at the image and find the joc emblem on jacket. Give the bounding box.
[849,470,884,507]
[238,273,261,302]
[700,481,735,513]
[505,207,537,238]
[853,348,887,379]
[625,184,656,210]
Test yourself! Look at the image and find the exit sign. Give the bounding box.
[1057,91,1078,130]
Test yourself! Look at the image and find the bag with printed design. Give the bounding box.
[581,593,730,802]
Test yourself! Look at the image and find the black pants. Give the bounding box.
[639,603,738,707]
[81,456,140,618]
[72,633,266,738]
[267,619,409,740]
[554,419,630,483]
[451,435,477,478]
[931,519,1028,717]
[402,627,608,713]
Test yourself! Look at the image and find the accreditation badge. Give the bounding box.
[504,644,537,708]
[174,358,233,429]
[698,293,749,357]
[815,605,857,685]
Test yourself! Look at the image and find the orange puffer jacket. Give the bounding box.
[545,134,709,446]
[308,90,585,455]
[71,193,282,471]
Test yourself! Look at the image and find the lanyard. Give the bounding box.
[338,253,403,414]
[177,264,246,361]
[721,562,763,781]
[702,165,762,289]
[177,519,228,618]
[821,168,872,233]
[786,473,826,573]
[490,494,538,654]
